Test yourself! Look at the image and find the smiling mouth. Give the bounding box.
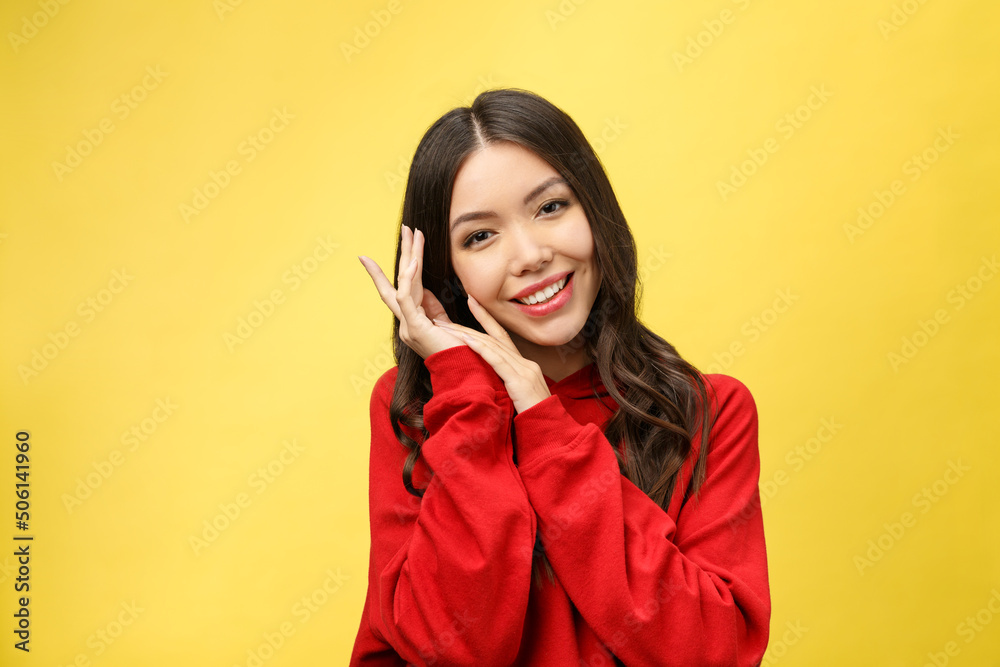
[511,273,573,305]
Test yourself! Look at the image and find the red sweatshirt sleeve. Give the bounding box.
[512,374,770,666]
[350,345,536,666]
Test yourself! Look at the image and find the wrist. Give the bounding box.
[514,394,587,469]
[512,388,552,415]
[425,344,505,394]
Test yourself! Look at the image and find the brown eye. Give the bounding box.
[540,200,568,215]
[462,230,493,248]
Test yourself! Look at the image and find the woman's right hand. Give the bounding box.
[358,225,466,360]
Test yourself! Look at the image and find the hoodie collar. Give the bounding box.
[543,362,607,399]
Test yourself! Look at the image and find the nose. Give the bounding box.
[508,221,554,275]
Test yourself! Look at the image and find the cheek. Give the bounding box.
[453,262,500,303]
[572,226,601,291]
[569,217,597,264]
[468,279,505,305]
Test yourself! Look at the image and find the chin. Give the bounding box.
[512,324,586,350]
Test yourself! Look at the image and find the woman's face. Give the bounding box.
[448,141,602,357]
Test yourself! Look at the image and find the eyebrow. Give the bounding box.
[449,176,569,232]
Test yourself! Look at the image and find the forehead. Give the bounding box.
[449,142,563,211]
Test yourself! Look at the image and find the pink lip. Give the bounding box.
[509,270,573,301]
[510,273,574,317]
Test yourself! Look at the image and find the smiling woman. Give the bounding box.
[448,142,602,381]
[354,88,770,666]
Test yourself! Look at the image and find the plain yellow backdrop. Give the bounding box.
[1,0,998,664]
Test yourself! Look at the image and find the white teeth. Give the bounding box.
[518,277,567,305]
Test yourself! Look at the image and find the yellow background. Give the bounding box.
[1,0,998,664]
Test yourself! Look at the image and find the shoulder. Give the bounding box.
[369,365,400,411]
[697,374,760,462]
[367,365,425,466]
[701,373,757,417]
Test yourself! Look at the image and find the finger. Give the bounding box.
[410,228,426,304]
[443,322,519,366]
[395,254,424,327]
[398,225,412,286]
[458,329,520,376]
[442,319,542,399]
[432,319,477,337]
[422,288,453,324]
[359,255,403,321]
[466,294,517,352]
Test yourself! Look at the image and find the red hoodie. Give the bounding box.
[349,344,770,666]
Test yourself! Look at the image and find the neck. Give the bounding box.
[511,330,592,382]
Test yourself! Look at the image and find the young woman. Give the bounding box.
[352,89,770,666]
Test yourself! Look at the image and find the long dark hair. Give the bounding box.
[386,88,714,586]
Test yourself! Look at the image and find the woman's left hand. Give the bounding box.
[433,295,552,414]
